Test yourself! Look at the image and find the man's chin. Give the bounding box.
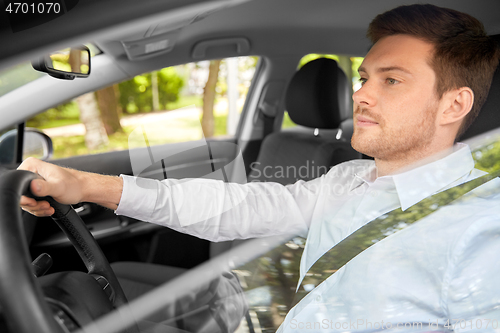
[350,136,376,158]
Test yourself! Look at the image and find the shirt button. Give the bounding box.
[316,295,321,302]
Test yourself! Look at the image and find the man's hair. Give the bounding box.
[367,4,500,139]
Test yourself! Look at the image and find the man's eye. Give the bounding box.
[359,78,367,85]
[387,78,399,85]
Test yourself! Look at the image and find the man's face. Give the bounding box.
[351,34,441,162]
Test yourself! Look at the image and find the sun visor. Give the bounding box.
[192,37,251,60]
[120,1,245,61]
[122,29,182,61]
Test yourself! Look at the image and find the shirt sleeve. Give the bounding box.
[444,209,500,332]
[116,174,324,242]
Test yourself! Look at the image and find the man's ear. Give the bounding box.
[439,87,474,126]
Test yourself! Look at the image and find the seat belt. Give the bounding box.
[294,169,500,304]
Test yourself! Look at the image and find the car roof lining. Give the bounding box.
[4,0,499,71]
[95,0,500,80]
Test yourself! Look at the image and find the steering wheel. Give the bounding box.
[0,170,138,333]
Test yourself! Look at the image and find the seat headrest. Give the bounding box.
[285,58,351,129]
[460,34,500,141]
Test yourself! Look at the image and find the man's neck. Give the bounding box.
[374,145,456,178]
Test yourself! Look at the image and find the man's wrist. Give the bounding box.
[74,169,92,203]
[76,170,123,210]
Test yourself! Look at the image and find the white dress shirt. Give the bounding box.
[116,143,500,332]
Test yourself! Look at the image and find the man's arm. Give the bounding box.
[116,174,315,241]
[18,157,123,216]
[17,157,318,241]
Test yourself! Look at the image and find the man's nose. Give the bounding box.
[352,81,376,107]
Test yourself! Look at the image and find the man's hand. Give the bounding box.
[18,157,123,217]
[18,157,85,216]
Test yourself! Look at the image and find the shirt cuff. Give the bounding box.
[115,175,159,221]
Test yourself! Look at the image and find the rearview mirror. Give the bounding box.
[32,46,91,80]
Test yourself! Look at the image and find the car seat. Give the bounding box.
[247,57,360,184]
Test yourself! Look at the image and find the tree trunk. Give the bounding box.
[202,59,222,138]
[95,84,123,135]
[76,92,108,150]
[68,49,81,73]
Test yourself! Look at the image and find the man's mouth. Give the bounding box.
[356,115,379,127]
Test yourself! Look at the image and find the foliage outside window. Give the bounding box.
[472,135,500,173]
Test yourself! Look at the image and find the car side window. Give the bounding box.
[26,56,258,160]
[281,54,364,129]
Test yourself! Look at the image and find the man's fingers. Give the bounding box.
[19,196,37,207]
[30,179,52,198]
[17,158,73,217]
[18,157,86,207]
[18,157,41,174]
[20,199,52,211]
[22,207,54,217]
[20,197,52,215]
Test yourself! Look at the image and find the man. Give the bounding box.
[19,4,500,332]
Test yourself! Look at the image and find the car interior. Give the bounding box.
[0,1,500,333]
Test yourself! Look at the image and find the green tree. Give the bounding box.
[473,139,500,173]
[118,67,184,114]
[26,101,79,128]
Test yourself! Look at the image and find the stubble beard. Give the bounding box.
[351,105,437,162]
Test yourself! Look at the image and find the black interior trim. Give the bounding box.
[460,34,500,141]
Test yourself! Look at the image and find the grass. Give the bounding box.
[28,95,204,130]
[52,130,131,159]
[50,113,229,159]
[166,95,202,110]
[33,93,261,159]
[33,118,81,129]
[213,113,227,136]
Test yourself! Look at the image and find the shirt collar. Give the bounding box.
[349,143,475,211]
[349,162,377,191]
[393,143,475,210]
